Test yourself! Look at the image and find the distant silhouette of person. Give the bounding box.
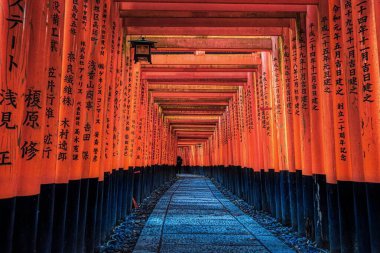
[176,156,183,174]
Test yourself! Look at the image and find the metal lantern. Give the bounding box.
[129,37,157,64]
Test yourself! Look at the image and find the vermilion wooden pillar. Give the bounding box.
[249,71,260,209]
[328,1,357,251]
[261,51,277,216]
[306,5,329,247]
[377,0,380,67]
[64,1,92,252]
[272,36,290,224]
[75,2,97,250]
[52,0,82,250]
[100,4,118,244]
[254,66,268,210]
[339,0,372,252]
[128,61,141,168]
[351,0,380,251]
[296,14,314,239]
[12,0,49,252]
[289,19,304,235]
[271,37,285,221]
[246,73,256,171]
[282,28,297,230]
[1,1,32,251]
[37,0,66,252]
[317,1,340,251]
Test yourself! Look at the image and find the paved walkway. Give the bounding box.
[133,174,295,253]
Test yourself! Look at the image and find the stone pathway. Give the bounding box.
[133,174,296,253]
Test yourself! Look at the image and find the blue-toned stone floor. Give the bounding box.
[133,174,295,253]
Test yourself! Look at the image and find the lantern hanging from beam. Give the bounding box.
[129,37,156,64]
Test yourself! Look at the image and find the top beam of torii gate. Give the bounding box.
[118,0,315,35]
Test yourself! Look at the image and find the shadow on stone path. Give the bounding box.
[133,174,295,253]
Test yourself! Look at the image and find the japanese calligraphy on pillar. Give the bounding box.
[122,37,132,166]
[18,0,51,196]
[299,19,309,111]
[342,0,359,95]
[308,22,319,111]
[307,5,325,175]
[291,29,300,116]
[1,0,30,175]
[128,62,141,164]
[352,0,380,183]
[354,0,375,103]
[332,3,348,162]
[320,13,332,93]
[72,0,89,164]
[283,35,293,115]
[89,0,109,178]
[272,47,282,116]
[89,0,102,167]
[43,0,65,165]
[261,71,270,136]
[337,0,365,182]
[244,76,254,132]
[56,0,81,171]
[238,87,244,143]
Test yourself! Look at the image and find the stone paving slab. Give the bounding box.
[161,233,261,246]
[163,224,251,235]
[160,244,270,253]
[133,174,296,253]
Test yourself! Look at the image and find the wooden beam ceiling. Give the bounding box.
[134,37,272,51]
[125,26,285,36]
[123,17,291,27]
[120,10,298,18]
[118,2,312,12]
[116,0,317,4]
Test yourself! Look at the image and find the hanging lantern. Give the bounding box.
[129,37,157,64]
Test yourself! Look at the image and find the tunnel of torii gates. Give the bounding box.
[0,0,380,252]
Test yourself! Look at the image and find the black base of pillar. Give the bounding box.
[110,169,117,229]
[120,170,128,218]
[13,194,39,253]
[303,175,314,240]
[280,170,290,226]
[127,168,134,214]
[95,180,104,248]
[295,170,304,235]
[268,169,276,216]
[366,182,380,253]
[247,168,252,203]
[274,171,282,221]
[312,174,328,248]
[0,197,15,253]
[77,178,89,253]
[260,169,269,212]
[85,178,99,253]
[37,184,55,253]
[337,181,355,253]
[133,167,141,204]
[254,171,262,210]
[353,182,371,253]
[116,169,123,221]
[64,179,81,253]
[326,183,340,253]
[288,171,298,231]
[101,173,110,243]
[52,183,68,253]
